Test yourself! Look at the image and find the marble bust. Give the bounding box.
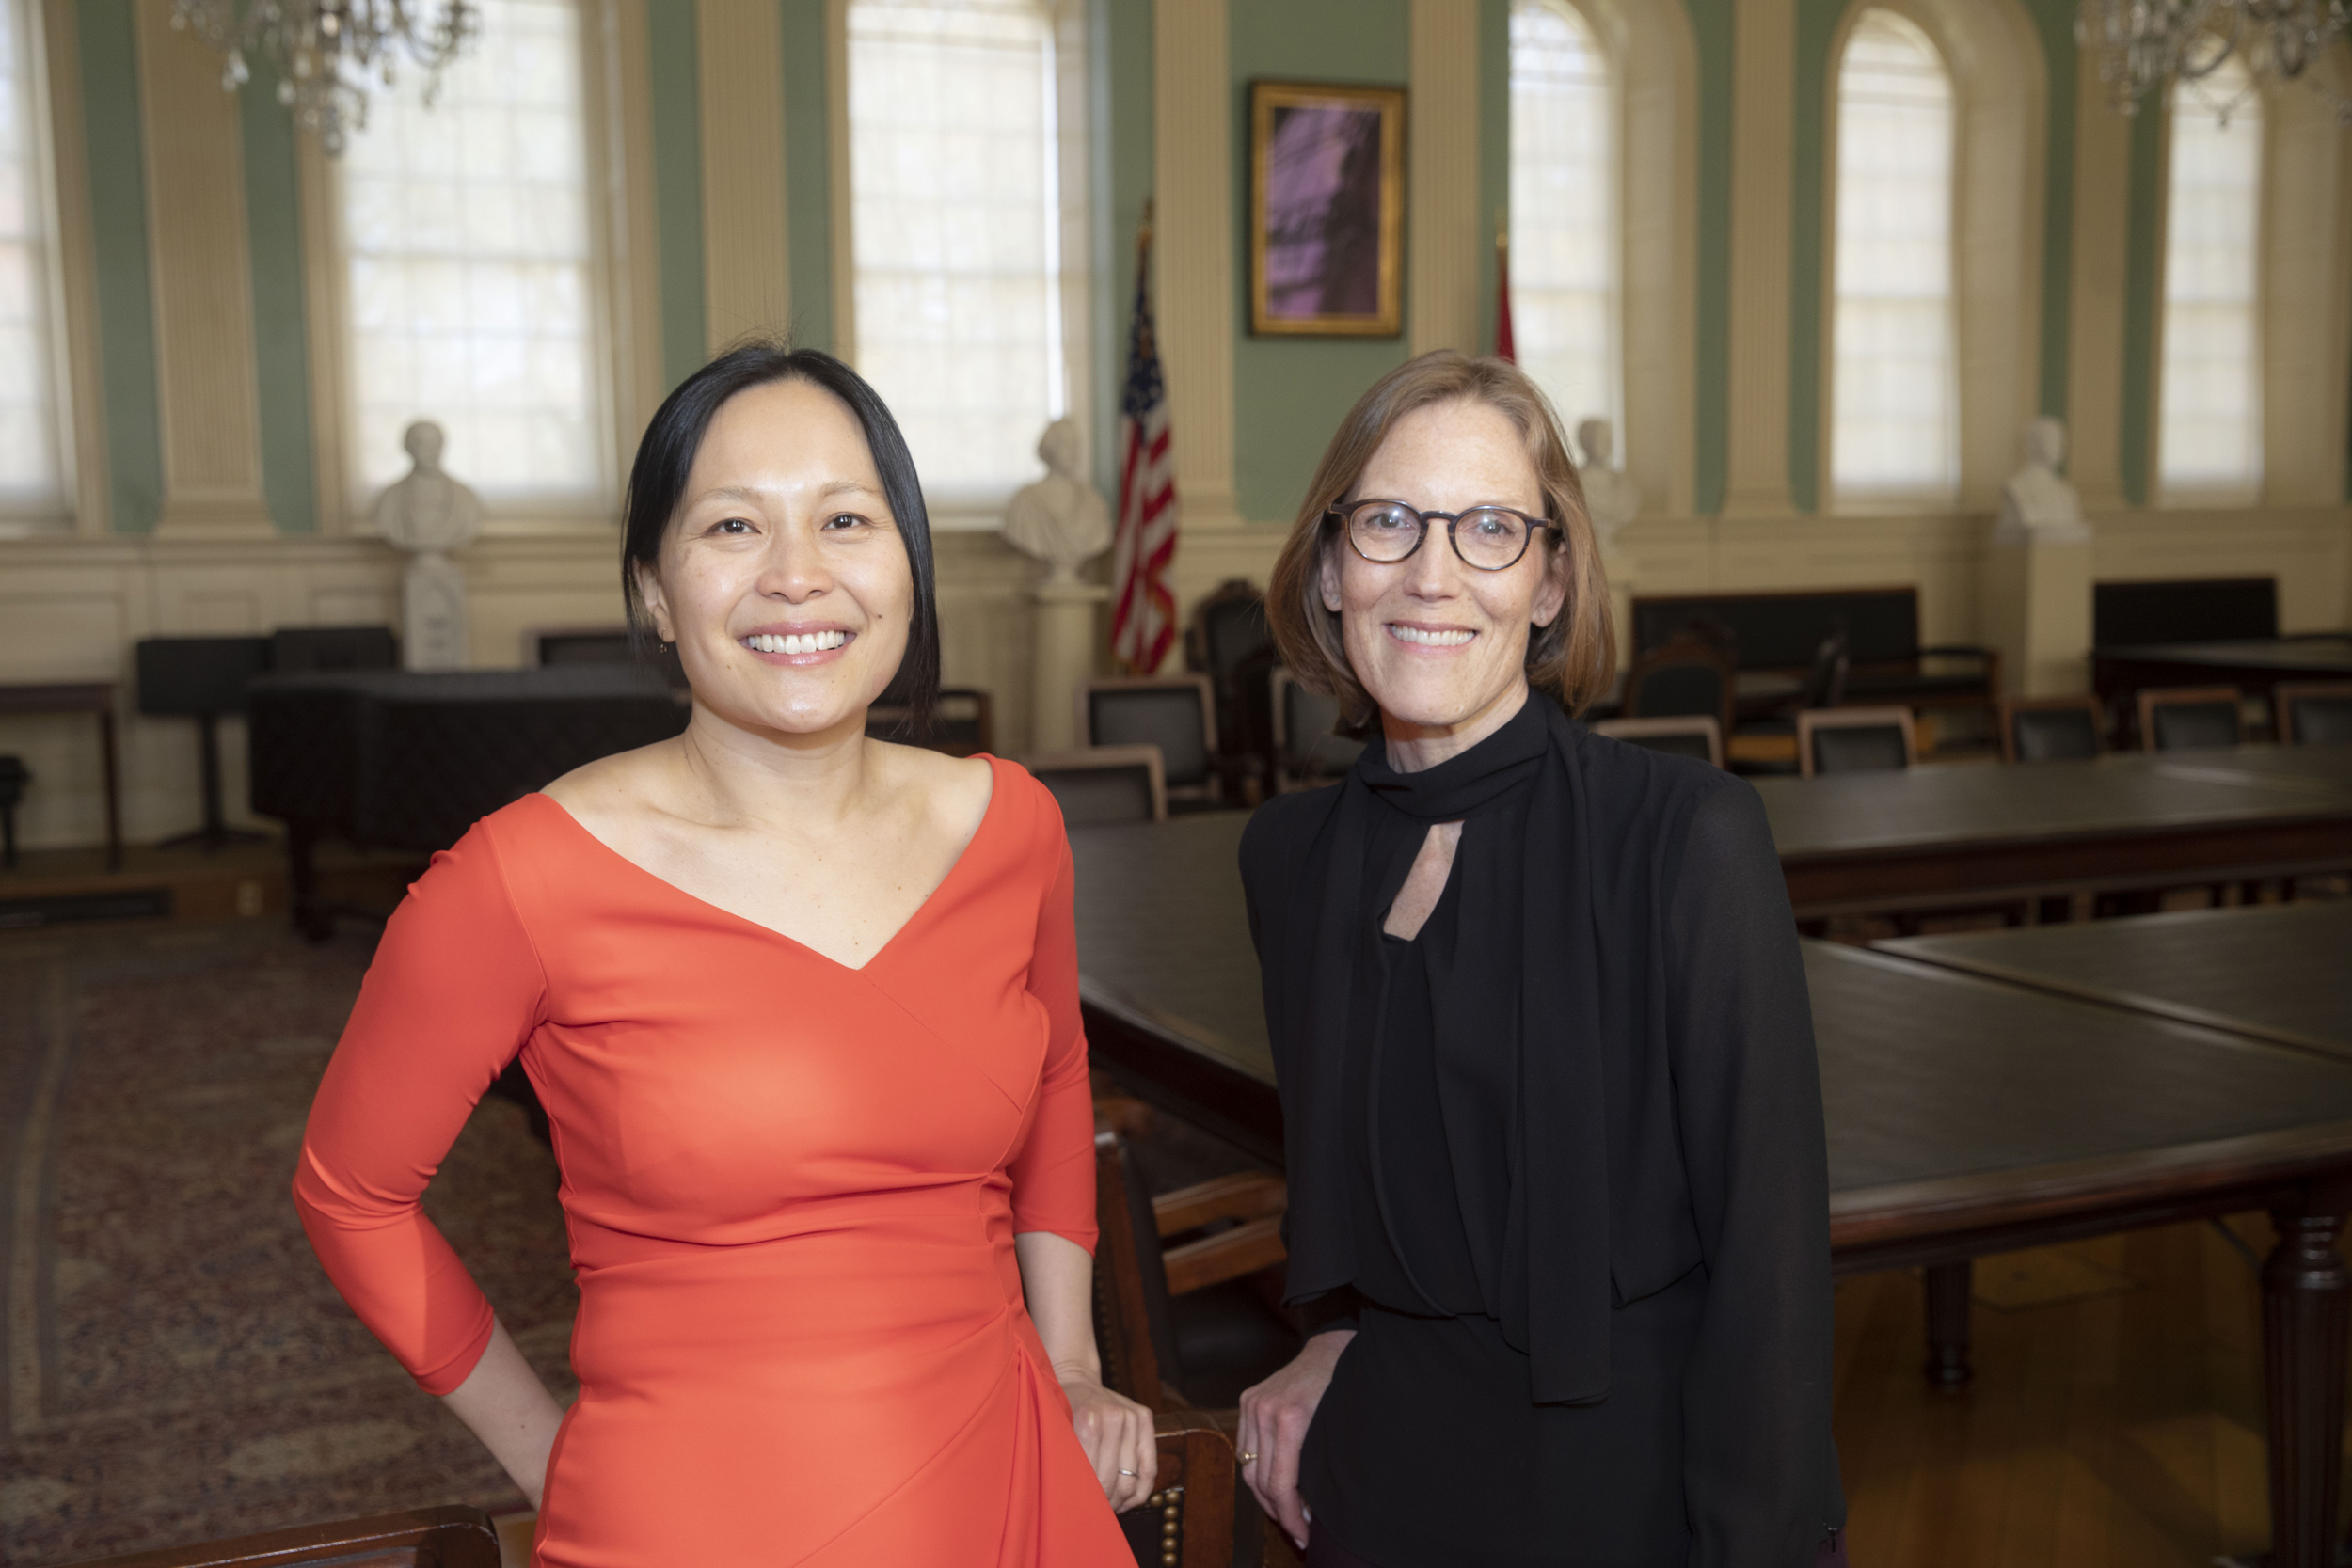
[1574,417,1642,550]
[1996,416,2090,544]
[1004,419,1112,586]
[372,421,485,671]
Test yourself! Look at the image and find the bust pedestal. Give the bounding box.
[1029,580,1107,752]
[402,549,470,671]
[1984,524,2091,697]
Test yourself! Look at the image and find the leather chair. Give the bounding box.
[1185,578,1278,791]
[269,625,399,673]
[1730,630,1851,771]
[1269,668,1365,791]
[1025,745,1168,825]
[1999,694,2103,764]
[1594,715,1724,768]
[1081,676,1229,808]
[2136,685,2243,752]
[56,1505,500,1567]
[1621,633,1735,735]
[1798,705,1916,777]
[135,636,273,851]
[2274,682,2352,746]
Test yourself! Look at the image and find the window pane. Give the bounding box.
[2157,56,2262,496]
[1830,9,1956,501]
[0,0,61,512]
[339,0,601,505]
[1508,0,1618,440]
[850,0,1060,501]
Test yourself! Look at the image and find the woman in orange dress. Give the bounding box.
[294,344,1152,1567]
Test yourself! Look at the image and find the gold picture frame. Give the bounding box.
[1248,80,1406,338]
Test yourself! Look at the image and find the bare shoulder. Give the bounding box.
[538,738,681,828]
[865,739,997,834]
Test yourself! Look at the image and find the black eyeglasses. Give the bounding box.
[1327,499,1558,572]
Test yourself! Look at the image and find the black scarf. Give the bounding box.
[1278,692,1624,1404]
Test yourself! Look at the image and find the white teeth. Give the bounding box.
[1388,625,1474,647]
[746,631,847,655]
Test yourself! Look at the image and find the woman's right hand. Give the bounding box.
[1236,1328,1355,1552]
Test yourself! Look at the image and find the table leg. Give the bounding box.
[97,706,122,872]
[2260,1196,2350,1568]
[288,824,329,942]
[1923,1260,1972,1387]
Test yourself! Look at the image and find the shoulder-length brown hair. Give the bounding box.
[1266,351,1616,732]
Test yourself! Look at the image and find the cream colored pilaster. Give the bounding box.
[1153,0,1241,530]
[1719,0,1794,517]
[134,0,270,537]
[1984,529,2093,696]
[1408,0,1480,356]
[2262,86,2349,506]
[696,0,790,351]
[2063,47,2132,512]
[40,1,110,535]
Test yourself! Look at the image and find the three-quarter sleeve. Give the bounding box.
[293,820,548,1396]
[1007,830,1099,1253]
[1664,784,1843,1567]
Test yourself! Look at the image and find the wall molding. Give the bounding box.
[1409,0,1481,357]
[1720,0,1794,517]
[1152,0,1242,531]
[35,0,111,537]
[695,0,791,351]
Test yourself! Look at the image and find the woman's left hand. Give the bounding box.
[1059,1366,1158,1513]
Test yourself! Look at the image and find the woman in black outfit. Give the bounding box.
[1233,352,1843,1568]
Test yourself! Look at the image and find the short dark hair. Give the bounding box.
[620,340,942,728]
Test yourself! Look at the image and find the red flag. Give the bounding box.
[1495,226,1516,362]
[1110,207,1180,673]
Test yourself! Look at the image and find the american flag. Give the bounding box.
[1109,214,1179,673]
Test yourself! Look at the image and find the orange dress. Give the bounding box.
[294,761,1130,1567]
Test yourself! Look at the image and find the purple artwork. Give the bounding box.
[1263,104,1386,320]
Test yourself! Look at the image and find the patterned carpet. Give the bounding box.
[0,922,578,1565]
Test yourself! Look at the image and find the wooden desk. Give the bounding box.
[1756,745,2352,919]
[0,682,122,871]
[1876,899,2352,1058]
[1069,815,2352,1567]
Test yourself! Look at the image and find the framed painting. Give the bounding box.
[1248,80,1406,338]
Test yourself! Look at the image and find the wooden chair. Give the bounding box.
[1118,1411,1243,1568]
[1593,714,1724,768]
[1797,705,1916,777]
[1998,694,2104,764]
[1184,578,1278,788]
[2136,685,2244,752]
[866,687,996,757]
[58,1506,501,1567]
[1025,744,1168,825]
[2274,682,2352,746]
[1620,633,1735,735]
[1269,667,1365,791]
[1081,675,1230,807]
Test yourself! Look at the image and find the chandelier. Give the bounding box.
[168,1,480,155]
[2077,0,2352,123]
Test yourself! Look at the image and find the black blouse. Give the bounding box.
[1240,698,1844,1568]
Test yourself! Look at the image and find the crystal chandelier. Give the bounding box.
[2077,0,2352,123]
[168,0,480,155]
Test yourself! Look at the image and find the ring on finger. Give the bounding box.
[1237,1450,1259,1464]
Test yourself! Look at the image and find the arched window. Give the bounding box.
[2156,55,2263,499]
[850,0,1068,504]
[0,0,64,515]
[338,0,603,507]
[1829,8,1956,502]
[1507,0,1618,441]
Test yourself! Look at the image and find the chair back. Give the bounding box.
[1092,1129,1182,1410]
[1120,1414,1245,1568]
[1800,630,1851,709]
[269,625,399,673]
[2275,683,2352,747]
[1798,705,1915,777]
[1999,695,2103,764]
[1026,745,1168,825]
[1270,667,1365,790]
[135,637,271,718]
[2137,686,2243,752]
[56,1506,500,1567]
[1593,715,1724,768]
[1622,634,1734,731]
[1082,677,1215,791]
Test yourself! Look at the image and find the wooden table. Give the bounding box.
[1070,814,2352,1566]
[1877,899,2352,1057]
[0,682,122,871]
[1755,744,2352,920]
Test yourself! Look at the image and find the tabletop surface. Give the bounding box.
[1069,813,2352,1202]
[1877,899,2352,1057]
[0,680,115,708]
[247,665,680,704]
[1752,744,2352,859]
[2096,637,2352,672]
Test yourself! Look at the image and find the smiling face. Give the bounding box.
[1319,397,1568,745]
[635,378,913,739]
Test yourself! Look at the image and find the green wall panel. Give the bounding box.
[648,0,707,390]
[240,59,317,532]
[1682,0,1732,516]
[2118,100,2164,506]
[1227,0,1410,526]
[781,0,833,352]
[1785,0,1842,515]
[1479,0,1508,356]
[76,0,162,535]
[1089,0,1152,498]
[2022,0,2076,423]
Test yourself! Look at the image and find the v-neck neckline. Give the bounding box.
[526,757,1003,974]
